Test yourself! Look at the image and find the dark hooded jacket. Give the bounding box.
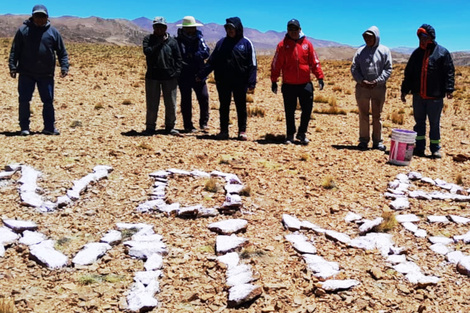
[143,32,182,80]
[9,18,69,77]
[199,17,257,88]
[176,28,210,81]
[401,24,454,99]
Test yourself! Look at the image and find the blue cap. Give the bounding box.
[32,4,48,16]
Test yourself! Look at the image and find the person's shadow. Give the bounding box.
[332,144,390,155]
[0,131,39,137]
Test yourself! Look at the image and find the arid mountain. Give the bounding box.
[133,17,348,52]
[0,14,147,46]
[1,14,469,63]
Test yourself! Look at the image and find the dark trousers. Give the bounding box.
[412,94,443,152]
[178,79,209,130]
[216,82,247,134]
[282,82,313,136]
[18,74,55,131]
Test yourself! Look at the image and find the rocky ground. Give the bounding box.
[1,39,470,313]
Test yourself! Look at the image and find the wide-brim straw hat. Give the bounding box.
[177,16,203,27]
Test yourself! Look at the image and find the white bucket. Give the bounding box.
[389,129,416,166]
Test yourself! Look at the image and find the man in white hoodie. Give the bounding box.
[351,26,392,151]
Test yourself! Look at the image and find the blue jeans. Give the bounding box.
[18,74,55,131]
[412,94,443,152]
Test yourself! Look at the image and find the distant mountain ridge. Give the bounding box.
[1,14,469,64]
[132,17,346,52]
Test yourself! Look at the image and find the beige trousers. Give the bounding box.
[355,84,386,145]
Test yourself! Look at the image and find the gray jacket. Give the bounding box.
[351,26,392,86]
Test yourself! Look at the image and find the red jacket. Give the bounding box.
[271,35,324,85]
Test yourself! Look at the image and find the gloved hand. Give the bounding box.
[10,72,17,79]
[318,79,324,90]
[60,70,68,78]
[271,82,278,94]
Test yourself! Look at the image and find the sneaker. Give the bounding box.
[238,132,248,141]
[20,130,30,136]
[372,143,386,151]
[201,125,209,132]
[215,132,229,140]
[285,135,294,145]
[184,127,197,133]
[431,150,442,159]
[413,149,425,157]
[166,128,180,135]
[296,133,309,145]
[42,129,60,135]
[357,142,368,150]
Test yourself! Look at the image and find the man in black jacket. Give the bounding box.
[401,24,455,158]
[9,4,69,136]
[143,16,182,135]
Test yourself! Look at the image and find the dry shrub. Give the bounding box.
[300,153,310,161]
[137,142,152,150]
[70,120,83,128]
[391,112,405,125]
[122,99,133,105]
[321,175,336,189]
[247,105,266,117]
[94,102,104,110]
[314,94,329,103]
[204,178,218,192]
[276,115,283,122]
[332,86,342,92]
[246,94,254,103]
[239,186,251,196]
[0,298,15,313]
[456,174,464,186]
[377,211,398,232]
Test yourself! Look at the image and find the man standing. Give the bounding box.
[271,19,324,145]
[176,16,210,133]
[401,24,454,159]
[198,17,257,141]
[9,4,69,136]
[351,26,392,151]
[143,16,182,135]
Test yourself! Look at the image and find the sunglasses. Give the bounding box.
[288,27,299,31]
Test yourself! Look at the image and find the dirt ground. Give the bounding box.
[1,39,470,313]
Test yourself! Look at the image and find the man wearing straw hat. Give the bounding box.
[176,16,210,133]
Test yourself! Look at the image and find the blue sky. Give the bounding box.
[2,0,469,51]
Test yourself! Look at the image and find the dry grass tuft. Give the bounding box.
[94,102,104,110]
[70,120,83,128]
[137,142,153,150]
[204,178,219,193]
[239,186,251,197]
[247,105,266,117]
[122,99,133,105]
[456,174,464,186]
[390,112,405,125]
[314,94,329,103]
[377,211,398,232]
[321,175,336,189]
[300,153,310,161]
[0,298,16,313]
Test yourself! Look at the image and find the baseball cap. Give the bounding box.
[32,4,48,16]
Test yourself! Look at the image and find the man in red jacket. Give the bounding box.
[271,19,324,145]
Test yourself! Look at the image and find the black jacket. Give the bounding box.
[9,18,69,77]
[401,42,454,99]
[143,33,182,80]
[198,17,257,88]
